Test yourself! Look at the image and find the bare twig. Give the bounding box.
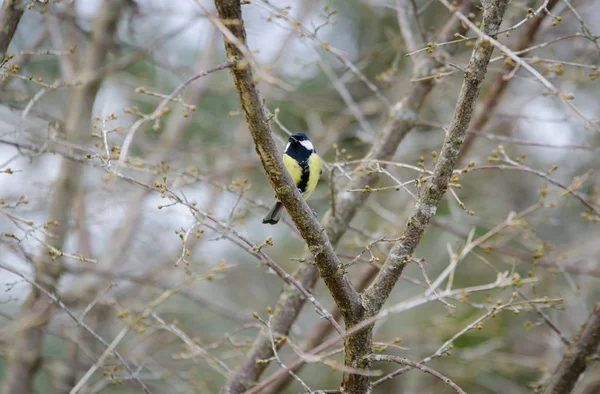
[0,263,152,394]
[2,2,128,393]
[368,354,466,394]
[458,0,559,160]
[371,296,563,387]
[363,0,510,316]
[70,268,221,393]
[248,275,553,393]
[254,0,391,107]
[116,61,233,171]
[396,0,420,56]
[437,0,599,132]
[152,313,231,377]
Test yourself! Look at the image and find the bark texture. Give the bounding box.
[216,0,509,392]
[341,1,510,392]
[541,302,600,394]
[217,0,475,392]
[0,0,23,59]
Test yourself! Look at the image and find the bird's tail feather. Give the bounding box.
[262,201,284,225]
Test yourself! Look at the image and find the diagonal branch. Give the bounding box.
[396,0,420,56]
[0,0,24,60]
[458,0,559,161]
[541,302,600,394]
[217,1,475,392]
[363,0,510,313]
[213,0,362,323]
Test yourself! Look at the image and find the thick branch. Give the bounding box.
[340,2,515,392]
[363,0,510,313]
[0,0,23,59]
[218,1,474,392]
[541,302,600,394]
[214,0,361,323]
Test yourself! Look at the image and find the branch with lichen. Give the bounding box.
[363,0,510,312]
[341,0,510,392]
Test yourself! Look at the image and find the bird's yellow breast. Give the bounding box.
[283,153,322,199]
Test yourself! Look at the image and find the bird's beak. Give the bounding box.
[290,136,297,142]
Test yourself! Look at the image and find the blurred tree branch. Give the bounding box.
[540,302,600,394]
[0,263,152,394]
[0,0,23,60]
[1,1,128,393]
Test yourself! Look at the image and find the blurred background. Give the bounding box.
[0,0,599,393]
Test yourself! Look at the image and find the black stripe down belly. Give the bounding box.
[297,161,310,194]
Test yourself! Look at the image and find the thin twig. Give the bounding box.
[437,0,600,132]
[368,354,466,394]
[116,62,233,172]
[0,263,152,394]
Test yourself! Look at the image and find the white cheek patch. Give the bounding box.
[300,139,314,151]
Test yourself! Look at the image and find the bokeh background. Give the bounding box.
[0,0,599,393]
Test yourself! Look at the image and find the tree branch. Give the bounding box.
[396,0,420,56]
[0,0,23,59]
[541,302,600,394]
[458,0,560,161]
[363,0,510,313]
[347,1,510,390]
[213,0,361,318]
[1,1,128,393]
[368,354,466,394]
[216,0,476,392]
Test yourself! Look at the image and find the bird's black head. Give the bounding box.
[285,133,314,162]
[289,132,309,142]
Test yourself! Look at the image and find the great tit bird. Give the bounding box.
[262,133,322,225]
